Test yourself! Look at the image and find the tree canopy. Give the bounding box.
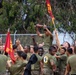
[0,0,76,33]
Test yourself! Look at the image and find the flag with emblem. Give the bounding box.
[46,0,55,25]
[4,30,15,62]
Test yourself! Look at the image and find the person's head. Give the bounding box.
[30,45,34,53]
[21,52,27,60]
[13,44,17,52]
[66,48,73,56]
[13,44,17,50]
[38,47,44,56]
[70,45,75,54]
[44,26,50,36]
[33,46,39,53]
[24,45,30,53]
[62,41,70,49]
[14,51,23,60]
[49,46,56,55]
[52,44,58,52]
[60,47,66,54]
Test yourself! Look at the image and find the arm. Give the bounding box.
[40,61,43,74]
[35,24,43,37]
[43,25,52,37]
[31,35,38,46]
[7,60,12,69]
[50,59,56,72]
[54,29,61,51]
[65,64,71,75]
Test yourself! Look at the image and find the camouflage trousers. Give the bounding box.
[42,68,53,75]
[31,70,40,75]
[55,68,65,75]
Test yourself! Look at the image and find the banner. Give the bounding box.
[46,0,55,24]
[4,31,15,62]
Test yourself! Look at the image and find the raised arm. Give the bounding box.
[43,24,52,37]
[31,35,38,46]
[35,24,43,37]
[54,29,61,50]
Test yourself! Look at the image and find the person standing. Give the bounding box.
[7,51,26,75]
[36,24,53,51]
[0,54,8,75]
[64,48,76,75]
[42,46,56,75]
[55,47,67,75]
[31,46,43,75]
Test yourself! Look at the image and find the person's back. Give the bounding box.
[31,46,42,75]
[32,54,42,70]
[7,51,26,75]
[0,54,8,73]
[67,54,76,74]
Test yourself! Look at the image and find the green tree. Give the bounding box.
[0,0,76,34]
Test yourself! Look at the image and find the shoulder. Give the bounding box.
[21,60,28,67]
[43,53,52,59]
[0,54,8,59]
[36,54,42,60]
[67,55,75,64]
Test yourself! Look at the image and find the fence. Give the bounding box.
[0,33,75,47]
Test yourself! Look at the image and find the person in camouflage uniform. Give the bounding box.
[42,46,56,75]
[0,54,8,75]
[55,47,67,75]
[64,48,76,75]
[7,51,27,75]
[36,24,53,51]
[31,46,43,75]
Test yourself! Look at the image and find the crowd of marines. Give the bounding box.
[0,24,76,75]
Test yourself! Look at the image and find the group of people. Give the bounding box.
[0,24,76,75]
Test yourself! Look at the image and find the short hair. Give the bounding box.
[65,41,70,48]
[33,46,39,53]
[67,48,73,54]
[21,53,27,59]
[62,47,66,52]
[49,46,56,52]
[27,45,30,50]
[13,44,17,50]
[16,51,23,57]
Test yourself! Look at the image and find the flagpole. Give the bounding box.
[52,18,56,29]
[8,28,10,32]
[53,22,56,29]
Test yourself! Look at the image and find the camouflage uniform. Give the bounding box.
[9,60,27,75]
[27,53,32,61]
[57,54,67,75]
[0,54,8,75]
[42,53,54,75]
[42,34,53,51]
[67,55,76,75]
[31,54,42,75]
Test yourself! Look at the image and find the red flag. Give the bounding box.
[4,31,15,62]
[46,0,55,24]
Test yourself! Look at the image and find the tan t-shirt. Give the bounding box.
[67,55,76,74]
[42,34,53,50]
[42,53,53,69]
